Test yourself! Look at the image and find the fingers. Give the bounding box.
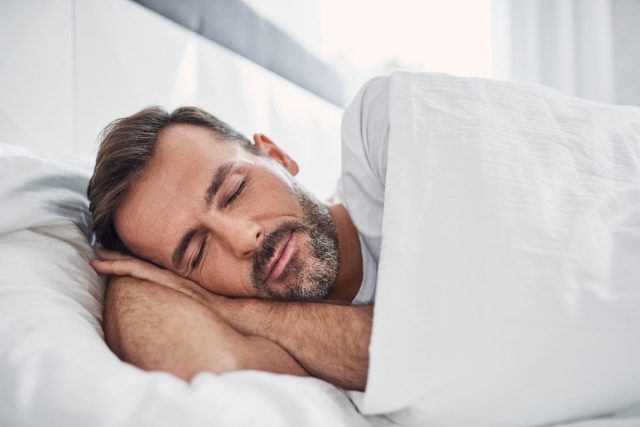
[90,246,211,304]
[91,257,165,284]
[91,258,136,277]
[92,246,164,282]
[90,254,185,294]
[94,246,131,261]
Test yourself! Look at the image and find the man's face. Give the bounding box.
[114,124,339,301]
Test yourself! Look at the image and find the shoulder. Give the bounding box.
[354,75,389,106]
[341,76,390,186]
[341,76,389,135]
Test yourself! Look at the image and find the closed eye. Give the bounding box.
[190,237,207,272]
[226,178,247,206]
[188,177,247,274]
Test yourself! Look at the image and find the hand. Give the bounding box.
[91,247,224,307]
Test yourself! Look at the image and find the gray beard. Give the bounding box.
[250,184,340,301]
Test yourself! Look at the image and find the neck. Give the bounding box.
[326,203,363,302]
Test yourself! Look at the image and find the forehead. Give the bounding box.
[150,124,240,170]
[114,124,249,264]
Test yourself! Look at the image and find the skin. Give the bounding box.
[113,125,361,301]
[92,125,372,390]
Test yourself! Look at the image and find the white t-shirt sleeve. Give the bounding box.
[339,75,390,304]
[341,76,390,188]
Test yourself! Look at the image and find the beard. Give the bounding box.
[250,184,340,301]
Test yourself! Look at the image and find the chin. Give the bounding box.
[263,266,334,302]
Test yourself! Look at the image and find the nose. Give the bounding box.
[206,214,263,259]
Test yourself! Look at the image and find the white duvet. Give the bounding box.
[359,72,640,426]
[0,145,380,427]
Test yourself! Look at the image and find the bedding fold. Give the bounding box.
[360,72,640,426]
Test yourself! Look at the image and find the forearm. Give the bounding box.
[217,299,372,390]
[103,277,307,380]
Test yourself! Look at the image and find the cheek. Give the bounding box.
[295,232,319,267]
[252,179,301,216]
[196,252,252,297]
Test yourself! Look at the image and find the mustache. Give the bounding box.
[252,220,306,284]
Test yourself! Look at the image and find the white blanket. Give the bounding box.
[361,72,640,426]
[0,145,381,427]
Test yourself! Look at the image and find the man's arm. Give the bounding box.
[103,276,308,380]
[93,250,371,390]
[214,299,373,391]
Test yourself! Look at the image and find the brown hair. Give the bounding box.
[87,106,258,253]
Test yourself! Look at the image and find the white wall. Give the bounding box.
[0,0,74,155]
[74,0,199,155]
[0,0,343,199]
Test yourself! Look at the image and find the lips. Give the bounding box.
[264,231,296,283]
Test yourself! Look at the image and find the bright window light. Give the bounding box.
[245,0,493,99]
[317,0,494,97]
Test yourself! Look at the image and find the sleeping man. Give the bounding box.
[88,72,640,423]
[88,77,389,391]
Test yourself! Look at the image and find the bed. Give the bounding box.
[0,1,393,425]
[3,2,640,426]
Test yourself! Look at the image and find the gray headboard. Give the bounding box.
[131,0,345,106]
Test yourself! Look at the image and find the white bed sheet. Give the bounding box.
[0,144,383,427]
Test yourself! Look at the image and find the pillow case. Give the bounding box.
[0,144,373,427]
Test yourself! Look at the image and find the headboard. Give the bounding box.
[0,0,344,199]
[131,0,345,107]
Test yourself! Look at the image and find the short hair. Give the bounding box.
[87,106,258,253]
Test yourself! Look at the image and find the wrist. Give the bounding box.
[220,297,266,337]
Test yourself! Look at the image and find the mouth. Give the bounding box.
[264,231,296,283]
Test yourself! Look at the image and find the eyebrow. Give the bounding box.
[171,161,235,269]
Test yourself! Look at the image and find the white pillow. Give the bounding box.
[0,144,373,427]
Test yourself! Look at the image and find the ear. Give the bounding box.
[252,133,299,176]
